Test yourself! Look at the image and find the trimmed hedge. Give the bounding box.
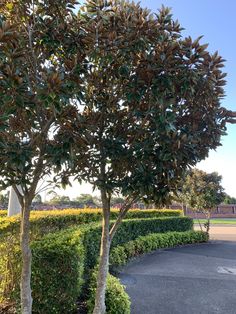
[88,230,208,314]
[29,217,192,313]
[0,210,7,217]
[87,271,130,314]
[31,229,84,314]
[109,230,209,268]
[0,209,182,235]
[83,217,192,268]
[0,209,182,303]
[0,210,183,311]
[0,210,182,302]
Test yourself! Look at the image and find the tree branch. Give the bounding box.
[109,195,138,240]
[225,118,236,124]
[29,116,54,148]
[219,108,236,123]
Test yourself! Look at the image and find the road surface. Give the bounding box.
[119,226,236,314]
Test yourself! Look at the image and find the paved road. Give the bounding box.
[119,227,236,314]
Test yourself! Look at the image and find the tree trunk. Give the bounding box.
[93,191,110,314]
[20,204,33,314]
[194,211,203,231]
[205,211,211,234]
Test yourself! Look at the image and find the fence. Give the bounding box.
[169,204,236,218]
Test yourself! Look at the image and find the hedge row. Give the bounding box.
[0,208,182,219]
[88,230,208,314]
[109,230,209,268]
[87,271,131,314]
[0,210,182,305]
[81,217,192,269]
[0,208,182,235]
[29,217,192,313]
[0,210,7,217]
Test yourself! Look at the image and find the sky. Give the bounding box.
[57,0,236,200]
[139,0,236,197]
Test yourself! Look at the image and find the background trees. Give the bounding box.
[179,169,225,232]
[223,194,236,204]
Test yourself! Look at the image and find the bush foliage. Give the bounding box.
[88,230,208,314]
[0,209,202,313]
[0,208,182,231]
[0,210,7,217]
[110,230,209,268]
[29,216,191,313]
[0,213,189,312]
[0,208,183,302]
[87,270,131,314]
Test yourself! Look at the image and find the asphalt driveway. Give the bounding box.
[119,227,236,314]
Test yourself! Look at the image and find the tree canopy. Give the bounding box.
[59,1,231,206]
[0,1,236,313]
[0,1,85,312]
[223,194,236,204]
[0,0,85,199]
[53,2,235,312]
[179,169,225,211]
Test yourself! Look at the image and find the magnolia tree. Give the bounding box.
[1,0,236,313]
[0,1,85,313]
[179,169,225,233]
[54,1,235,313]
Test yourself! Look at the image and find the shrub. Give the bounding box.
[0,210,185,302]
[29,216,191,313]
[87,270,130,314]
[122,209,182,219]
[0,209,182,235]
[88,230,208,314]
[0,210,7,217]
[109,231,209,268]
[0,211,185,310]
[31,229,85,314]
[82,217,192,268]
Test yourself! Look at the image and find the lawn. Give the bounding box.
[194,219,236,225]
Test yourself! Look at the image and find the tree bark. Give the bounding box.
[93,191,111,314]
[109,196,136,241]
[194,211,203,232]
[20,203,33,314]
[204,211,211,234]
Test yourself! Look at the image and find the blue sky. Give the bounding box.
[62,0,236,199]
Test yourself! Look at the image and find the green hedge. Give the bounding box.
[0,209,182,235]
[110,230,209,268]
[30,217,192,313]
[88,230,208,314]
[83,217,192,268]
[0,210,183,303]
[87,271,130,314]
[31,229,84,314]
[0,210,183,311]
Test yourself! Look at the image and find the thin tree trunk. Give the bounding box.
[205,211,211,234]
[20,204,32,314]
[93,191,111,314]
[197,217,203,232]
[194,211,203,231]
